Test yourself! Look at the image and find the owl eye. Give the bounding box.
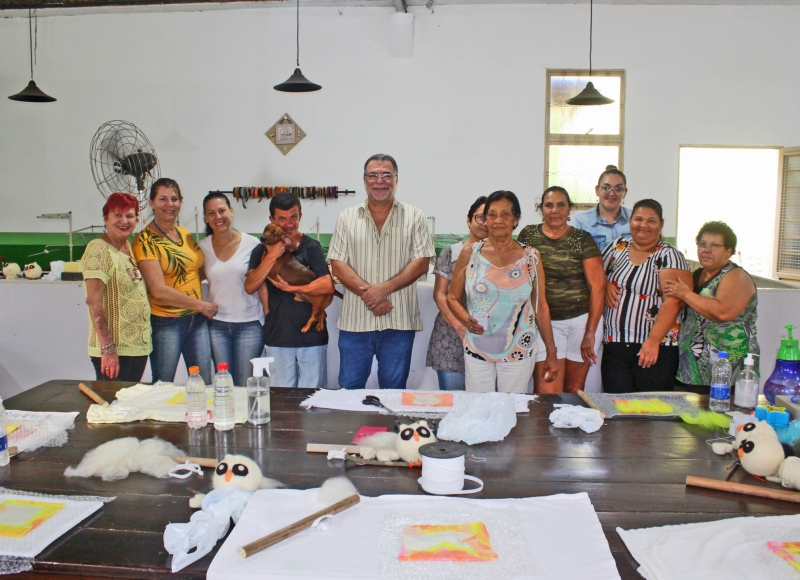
[742,423,756,433]
[232,464,249,477]
[740,440,754,454]
[400,428,414,441]
[416,426,431,438]
[216,462,228,476]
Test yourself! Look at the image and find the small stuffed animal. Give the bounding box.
[738,433,787,477]
[23,262,42,279]
[396,420,437,467]
[2,263,21,278]
[188,454,282,507]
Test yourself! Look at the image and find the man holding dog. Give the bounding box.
[245,192,334,388]
[328,154,435,389]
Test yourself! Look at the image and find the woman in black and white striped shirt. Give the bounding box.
[601,200,692,392]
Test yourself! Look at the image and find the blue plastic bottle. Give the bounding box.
[763,324,800,405]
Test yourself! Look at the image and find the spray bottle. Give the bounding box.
[247,357,274,425]
[763,325,800,405]
[734,353,759,408]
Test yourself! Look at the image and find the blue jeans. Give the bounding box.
[338,329,415,390]
[265,345,327,388]
[150,314,213,384]
[436,370,466,391]
[209,319,265,387]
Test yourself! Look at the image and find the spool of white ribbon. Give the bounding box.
[418,454,484,495]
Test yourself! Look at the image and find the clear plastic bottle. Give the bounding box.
[0,398,9,467]
[709,351,732,412]
[185,366,208,429]
[734,353,760,409]
[213,363,235,431]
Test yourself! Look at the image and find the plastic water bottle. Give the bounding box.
[185,366,208,429]
[734,353,760,409]
[710,351,732,412]
[0,398,9,467]
[213,363,235,431]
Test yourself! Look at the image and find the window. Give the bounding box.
[776,147,800,280]
[545,70,625,206]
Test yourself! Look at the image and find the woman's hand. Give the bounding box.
[662,276,692,301]
[199,301,219,319]
[581,332,598,366]
[464,316,484,335]
[455,322,467,342]
[637,338,660,368]
[605,282,621,309]
[542,351,559,382]
[101,352,120,379]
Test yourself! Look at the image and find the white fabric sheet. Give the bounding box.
[301,389,536,416]
[208,490,619,580]
[618,514,800,580]
[86,383,248,424]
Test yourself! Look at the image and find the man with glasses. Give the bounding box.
[328,154,435,389]
[572,165,631,252]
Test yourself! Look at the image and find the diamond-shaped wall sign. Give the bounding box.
[266,113,306,155]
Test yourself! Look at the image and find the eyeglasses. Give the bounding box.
[697,242,726,251]
[364,173,397,182]
[599,185,626,193]
[471,214,486,224]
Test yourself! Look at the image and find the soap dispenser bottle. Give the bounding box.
[763,324,800,405]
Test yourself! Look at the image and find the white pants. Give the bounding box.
[534,313,604,363]
[464,355,536,393]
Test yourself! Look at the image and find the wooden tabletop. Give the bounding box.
[5,380,793,579]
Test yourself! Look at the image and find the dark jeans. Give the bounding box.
[601,342,679,393]
[150,314,213,384]
[338,329,415,390]
[91,355,149,382]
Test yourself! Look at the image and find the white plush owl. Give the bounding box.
[396,420,437,467]
[2,263,20,278]
[736,420,777,444]
[188,454,282,507]
[738,431,787,478]
[23,262,42,279]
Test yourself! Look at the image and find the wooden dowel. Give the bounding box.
[169,455,217,468]
[8,446,18,457]
[306,443,361,454]
[686,475,800,504]
[344,453,408,468]
[78,383,109,407]
[576,390,607,419]
[238,494,360,558]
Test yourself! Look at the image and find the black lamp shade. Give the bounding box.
[8,80,56,103]
[565,81,613,106]
[274,68,321,93]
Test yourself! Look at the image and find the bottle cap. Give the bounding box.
[717,351,728,359]
[250,357,274,378]
[217,363,229,371]
[744,353,757,366]
[188,366,200,374]
[777,325,800,361]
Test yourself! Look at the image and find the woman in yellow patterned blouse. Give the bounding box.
[81,193,152,381]
[134,178,218,384]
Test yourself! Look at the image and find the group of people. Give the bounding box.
[81,157,759,396]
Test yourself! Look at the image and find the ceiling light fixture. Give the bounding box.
[566,0,612,106]
[8,9,57,103]
[274,0,321,93]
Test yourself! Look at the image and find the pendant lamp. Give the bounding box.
[274,0,321,92]
[8,9,56,103]
[566,0,612,106]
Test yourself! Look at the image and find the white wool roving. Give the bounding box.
[64,437,184,481]
[317,476,358,506]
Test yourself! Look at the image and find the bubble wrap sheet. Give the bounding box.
[583,393,700,420]
[208,490,619,580]
[6,411,78,453]
[86,382,248,424]
[618,513,800,580]
[301,389,537,418]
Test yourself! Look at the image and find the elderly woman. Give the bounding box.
[603,199,692,392]
[663,221,759,385]
[81,193,151,381]
[134,178,217,384]
[447,190,558,393]
[573,165,631,252]
[198,192,264,388]
[425,196,489,391]
[518,187,605,394]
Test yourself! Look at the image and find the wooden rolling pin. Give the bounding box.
[78,383,109,407]
[686,475,800,504]
[169,455,217,468]
[576,390,607,419]
[238,494,360,558]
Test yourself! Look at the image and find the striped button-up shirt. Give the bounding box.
[328,200,435,332]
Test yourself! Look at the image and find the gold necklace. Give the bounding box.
[542,223,568,239]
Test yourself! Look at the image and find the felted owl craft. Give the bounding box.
[23,262,42,279]
[718,422,800,491]
[396,420,437,467]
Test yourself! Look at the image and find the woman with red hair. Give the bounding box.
[80,193,152,381]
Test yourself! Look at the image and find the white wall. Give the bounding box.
[1,4,799,239]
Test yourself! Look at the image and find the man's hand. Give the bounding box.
[371,299,394,317]
[264,242,286,261]
[268,274,297,293]
[359,283,390,310]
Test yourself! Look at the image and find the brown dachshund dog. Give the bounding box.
[259,223,338,333]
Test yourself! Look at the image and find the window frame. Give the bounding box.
[544,69,626,209]
[774,146,800,281]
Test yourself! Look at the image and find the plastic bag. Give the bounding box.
[436,393,517,445]
[549,405,604,433]
[44,261,64,280]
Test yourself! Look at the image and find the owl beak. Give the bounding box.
[736,425,744,432]
[225,469,233,482]
[738,448,744,458]
[413,432,419,442]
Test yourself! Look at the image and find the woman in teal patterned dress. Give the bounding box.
[663,221,759,385]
